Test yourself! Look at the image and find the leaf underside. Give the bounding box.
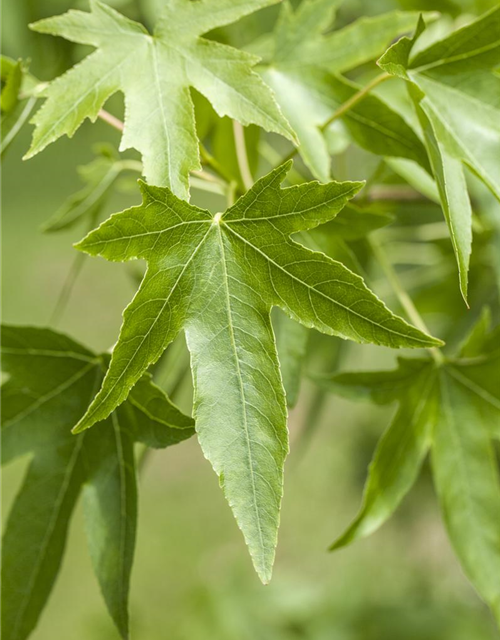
[73,161,440,582]
[27,0,295,198]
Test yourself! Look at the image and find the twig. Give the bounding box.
[199,144,233,184]
[232,120,253,190]
[369,236,444,364]
[320,72,391,131]
[97,111,233,191]
[277,72,392,167]
[98,108,124,132]
[49,252,87,326]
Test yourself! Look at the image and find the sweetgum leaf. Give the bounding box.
[73,162,441,582]
[320,314,500,624]
[258,1,428,181]
[378,7,500,300]
[1,326,194,640]
[26,0,295,199]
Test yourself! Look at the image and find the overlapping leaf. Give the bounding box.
[1,326,194,640]
[318,312,500,624]
[257,0,429,181]
[378,7,500,300]
[25,0,295,199]
[71,162,440,582]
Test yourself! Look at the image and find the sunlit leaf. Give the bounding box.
[26,0,295,198]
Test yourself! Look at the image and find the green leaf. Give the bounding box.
[73,162,440,582]
[319,315,500,623]
[379,7,500,300]
[259,4,429,181]
[42,145,124,232]
[311,202,393,242]
[328,360,438,550]
[433,367,500,626]
[1,326,193,640]
[272,4,425,73]
[26,0,295,199]
[1,56,38,155]
[458,307,492,358]
[1,58,22,112]
[272,308,309,408]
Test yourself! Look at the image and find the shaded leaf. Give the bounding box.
[1,326,193,640]
[319,313,500,623]
[272,308,309,407]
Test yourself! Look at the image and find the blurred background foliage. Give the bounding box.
[2,0,500,638]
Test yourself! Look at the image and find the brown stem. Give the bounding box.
[98,109,124,132]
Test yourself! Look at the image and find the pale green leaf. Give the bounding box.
[379,7,500,300]
[260,4,429,181]
[72,163,440,582]
[26,0,294,198]
[272,6,424,73]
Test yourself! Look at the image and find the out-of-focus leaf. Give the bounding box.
[26,0,295,198]
[259,2,429,181]
[72,162,439,584]
[1,58,22,112]
[385,157,439,203]
[319,313,500,623]
[433,367,500,627]
[42,145,135,232]
[1,56,39,155]
[1,326,194,640]
[212,117,260,189]
[272,308,309,407]
[314,202,394,242]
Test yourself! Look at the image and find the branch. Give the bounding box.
[277,71,392,167]
[232,120,253,190]
[98,109,124,132]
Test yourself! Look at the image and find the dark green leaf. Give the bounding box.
[1,326,193,640]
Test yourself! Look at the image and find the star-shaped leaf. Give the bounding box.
[72,162,441,583]
[378,7,500,300]
[318,311,500,625]
[1,326,194,640]
[257,0,429,181]
[25,0,295,199]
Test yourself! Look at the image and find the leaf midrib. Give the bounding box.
[215,223,267,575]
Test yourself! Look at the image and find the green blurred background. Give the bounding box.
[2,0,500,638]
